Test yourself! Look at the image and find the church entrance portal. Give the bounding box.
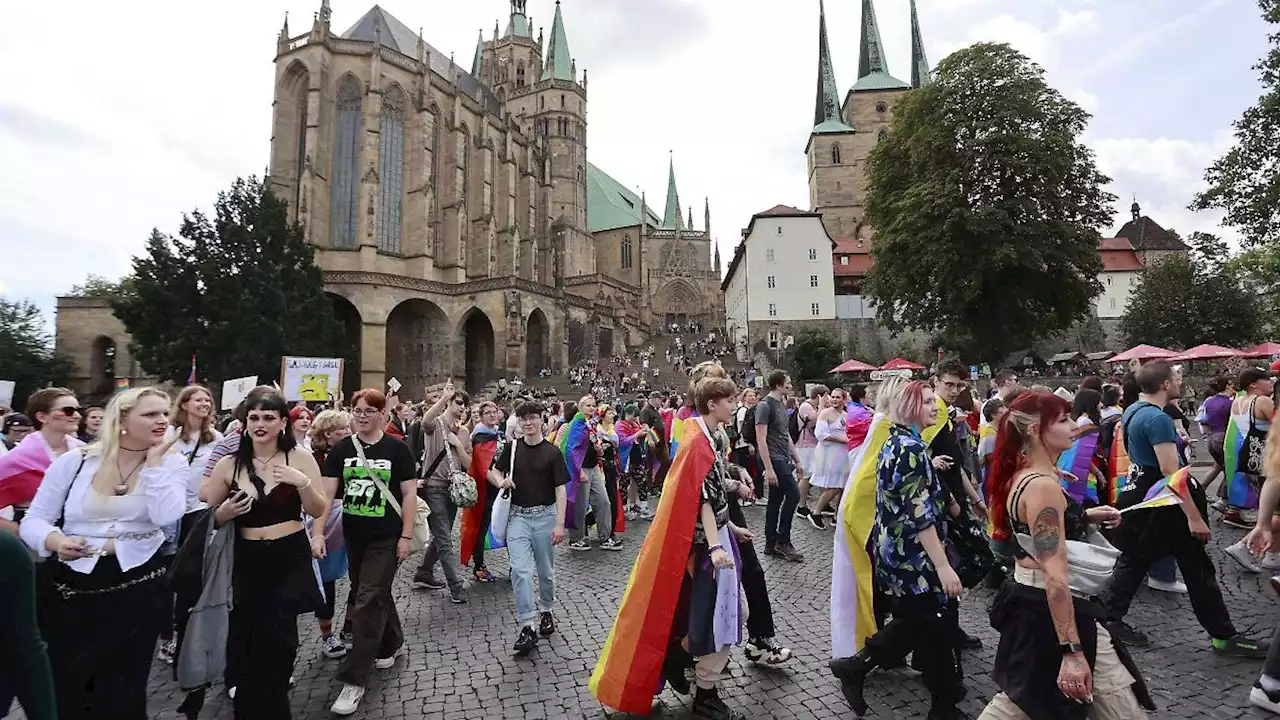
[526,309,549,377]
[385,299,450,400]
[461,309,496,393]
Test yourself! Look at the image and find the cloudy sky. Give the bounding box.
[0,0,1270,318]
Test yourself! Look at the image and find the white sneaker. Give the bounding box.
[1225,540,1264,573]
[1146,577,1188,594]
[1262,553,1280,571]
[331,683,365,715]
[374,646,402,669]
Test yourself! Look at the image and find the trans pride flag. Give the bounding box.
[459,426,501,565]
[0,434,79,511]
[557,413,590,530]
[831,412,892,657]
[1223,409,1260,510]
[1057,427,1101,506]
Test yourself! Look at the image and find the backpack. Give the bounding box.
[739,405,759,448]
[788,407,802,443]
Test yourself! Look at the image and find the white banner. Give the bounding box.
[221,375,258,410]
[280,357,344,402]
[0,380,14,407]
[870,369,913,381]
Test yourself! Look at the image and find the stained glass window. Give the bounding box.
[377,85,406,254]
[330,76,362,249]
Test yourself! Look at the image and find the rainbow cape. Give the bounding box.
[1107,419,1130,506]
[1121,467,1191,513]
[459,427,501,565]
[977,424,998,486]
[846,402,874,452]
[0,433,65,510]
[615,420,641,474]
[831,412,891,658]
[1057,427,1100,506]
[598,422,627,536]
[589,416,716,714]
[1223,407,1260,509]
[557,413,590,530]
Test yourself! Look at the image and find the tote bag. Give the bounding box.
[487,440,515,549]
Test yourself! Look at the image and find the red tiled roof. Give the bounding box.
[1099,236,1135,251]
[1100,249,1143,272]
[754,204,811,217]
[834,254,874,276]
[833,237,872,254]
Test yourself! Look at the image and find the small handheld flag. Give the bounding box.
[187,353,197,386]
[1120,467,1192,514]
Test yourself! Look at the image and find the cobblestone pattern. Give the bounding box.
[8,476,1278,719]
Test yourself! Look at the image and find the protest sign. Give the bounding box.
[280,357,343,402]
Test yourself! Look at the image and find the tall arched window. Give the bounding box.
[516,62,526,88]
[330,76,362,249]
[831,143,842,165]
[621,234,633,269]
[376,85,406,254]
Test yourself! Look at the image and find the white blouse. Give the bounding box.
[20,449,186,573]
[168,427,224,513]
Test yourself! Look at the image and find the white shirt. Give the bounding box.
[167,427,224,513]
[20,449,186,573]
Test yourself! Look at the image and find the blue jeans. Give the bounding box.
[1149,555,1177,584]
[508,505,558,627]
[764,453,800,547]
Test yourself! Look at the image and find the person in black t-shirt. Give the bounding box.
[640,391,671,487]
[321,389,417,716]
[489,400,569,656]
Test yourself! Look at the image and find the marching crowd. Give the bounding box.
[3,357,1280,719]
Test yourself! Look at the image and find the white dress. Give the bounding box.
[810,417,849,489]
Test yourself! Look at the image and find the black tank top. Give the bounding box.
[1007,472,1089,560]
[237,454,303,529]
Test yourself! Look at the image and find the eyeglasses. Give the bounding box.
[351,408,381,417]
[53,406,82,417]
[941,381,968,391]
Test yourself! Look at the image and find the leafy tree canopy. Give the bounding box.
[112,176,345,387]
[0,299,75,410]
[863,42,1114,364]
[68,274,134,298]
[1191,1,1280,247]
[1118,233,1260,349]
[784,327,845,382]
[1230,241,1280,339]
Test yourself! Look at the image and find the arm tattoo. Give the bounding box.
[1032,507,1061,557]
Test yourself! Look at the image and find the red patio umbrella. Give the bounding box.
[880,358,926,371]
[1106,344,1177,363]
[1168,344,1242,362]
[1243,342,1280,358]
[830,359,878,373]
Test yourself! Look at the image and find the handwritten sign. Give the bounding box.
[0,380,13,407]
[221,375,258,410]
[280,357,344,402]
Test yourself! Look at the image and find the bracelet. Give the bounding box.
[708,543,724,552]
[300,477,313,491]
[400,535,412,540]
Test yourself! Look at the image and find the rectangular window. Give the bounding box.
[766,248,776,262]
[808,248,818,261]
[811,302,820,316]
[840,256,849,265]
[768,303,778,317]
[767,276,776,289]
[1109,298,1116,309]
[810,275,819,287]
[768,331,779,349]
[1106,276,1113,286]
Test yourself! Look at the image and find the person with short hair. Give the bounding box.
[408,380,473,601]
[756,370,805,562]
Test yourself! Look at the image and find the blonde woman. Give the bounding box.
[309,409,354,658]
[20,387,185,720]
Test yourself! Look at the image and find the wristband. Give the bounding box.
[401,535,412,540]
[708,543,724,552]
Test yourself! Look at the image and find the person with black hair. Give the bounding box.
[755,370,805,562]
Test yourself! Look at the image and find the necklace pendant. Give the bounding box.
[114,483,128,495]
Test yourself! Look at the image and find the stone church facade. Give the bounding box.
[55,0,724,398]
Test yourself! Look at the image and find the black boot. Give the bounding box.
[927,704,969,719]
[692,686,745,720]
[662,645,693,696]
[829,651,874,716]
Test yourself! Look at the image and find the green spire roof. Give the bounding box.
[542,1,573,81]
[853,0,909,92]
[910,0,932,88]
[505,0,531,38]
[471,29,484,77]
[663,155,683,230]
[813,0,854,134]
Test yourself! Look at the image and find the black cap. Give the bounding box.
[649,390,665,398]
[3,413,32,430]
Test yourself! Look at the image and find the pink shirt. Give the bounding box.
[796,402,819,449]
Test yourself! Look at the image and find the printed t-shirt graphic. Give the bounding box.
[340,454,395,518]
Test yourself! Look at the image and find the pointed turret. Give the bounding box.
[471,29,484,77]
[505,0,532,38]
[714,242,722,274]
[542,1,574,82]
[663,154,683,230]
[704,197,711,238]
[853,0,909,92]
[910,0,932,88]
[318,0,331,26]
[688,206,694,231]
[813,0,855,134]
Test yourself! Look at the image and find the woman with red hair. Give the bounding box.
[978,391,1153,719]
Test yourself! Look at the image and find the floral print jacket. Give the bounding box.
[873,423,949,600]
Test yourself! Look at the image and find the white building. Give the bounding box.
[1096,237,1144,318]
[722,205,837,353]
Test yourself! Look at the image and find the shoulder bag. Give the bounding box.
[487,440,514,548]
[441,419,479,508]
[353,436,431,552]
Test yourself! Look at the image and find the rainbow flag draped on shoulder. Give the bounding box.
[1107,419,1131,506]
[557,412,590,530]
[589,416,716,714]
[831,412,892,658]
[1057,426,1101,506]
[459,426,501,565]
[669,406,693,458]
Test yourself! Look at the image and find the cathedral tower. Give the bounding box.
[805,0,858,238]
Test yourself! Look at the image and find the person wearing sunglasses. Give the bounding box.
[0,389,85,535]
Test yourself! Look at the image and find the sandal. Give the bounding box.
[474,568,498,583]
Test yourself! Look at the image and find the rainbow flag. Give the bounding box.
[187,353,197,386]
[669,406,692,458]
[1223,410,1259,509]
[1121,467,1192,513]
[589,417,716,713]
[831,412,891,657]
[557,413,590,530]
[1107,419,1130,506]
[977,424,998,485]
[1057,427,1100,506]
[115,378,130,391]
[459,427,501,565]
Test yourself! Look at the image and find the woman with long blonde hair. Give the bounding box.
[20,387,185,720]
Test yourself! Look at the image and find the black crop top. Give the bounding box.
[1007,472,1089,560]
[237,455,303,529]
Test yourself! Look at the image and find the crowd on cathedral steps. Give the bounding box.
[5,357,1280,719]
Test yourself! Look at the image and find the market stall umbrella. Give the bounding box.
[830,359,878,373]
[880,358,926,371]
[1106,344,1177,363]
[1168,344,1243,362]
[1243,342,1280,358]
[1047,351,1085,364]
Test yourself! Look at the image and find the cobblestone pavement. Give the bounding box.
[12,474,1280,719]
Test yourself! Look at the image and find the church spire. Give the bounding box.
[505,0,532,38]
[853,0,909,91]
[471,29,484,78]
[910,0,932,88]
[813,0,854,133]
[542,1,574,81]
[663,154,684,230]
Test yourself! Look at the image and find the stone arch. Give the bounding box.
[656,278,702,326]
[457,308,496,393]
[567,318,589,364]
[276,60,311,215]
[386,298,450,400]
[525,308,549,377]
[89,335,116,397]
[327,293,363,396]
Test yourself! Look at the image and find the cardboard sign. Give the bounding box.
[221,375,258,410]
[280,357,344,402]
[387,377,402,394]
[0,380,13,407]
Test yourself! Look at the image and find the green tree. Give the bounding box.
[113,176,345,387]
[863,42,1113,364]
[0,299,75,410]
[1118,232,1260,348]
[67,274,134,298]
[784,327,845,382]
[1230,242,1280,338]
[1190,1,1280,247]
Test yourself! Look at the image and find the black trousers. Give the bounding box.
[864,593,965,708]
[337,534,404,688]
[473,480,500,569]
[604,462,620,539]
[732,447,764,499]
[727,493,775,639]
[1100,506,1236,640]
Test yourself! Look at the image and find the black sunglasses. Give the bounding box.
[53,406,82,417]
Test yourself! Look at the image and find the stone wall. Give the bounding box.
[54,296,155,399]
